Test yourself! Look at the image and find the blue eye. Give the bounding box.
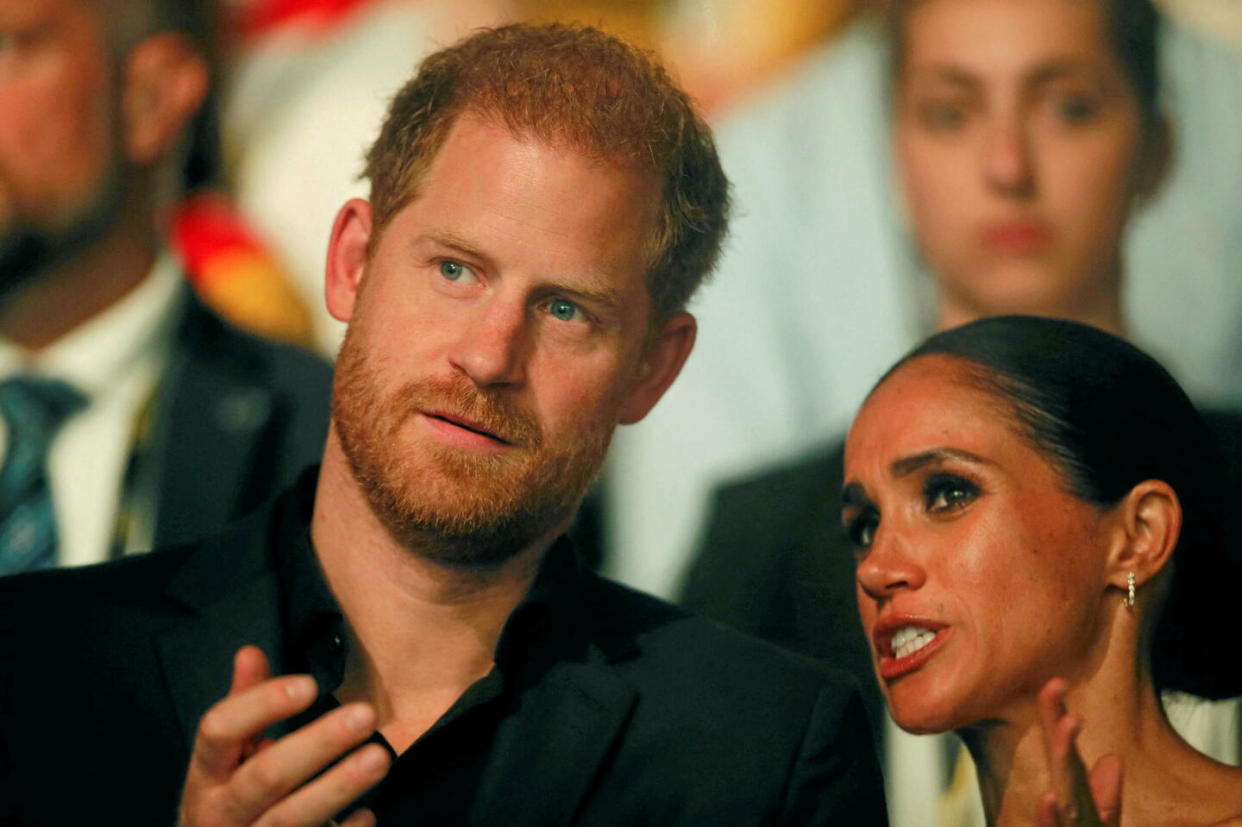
[548,298,583,322]
[439,260,474,282]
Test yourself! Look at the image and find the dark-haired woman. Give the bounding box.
[681,0,1242,816]
[845,315,1242,824]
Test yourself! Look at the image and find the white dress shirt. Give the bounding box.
[0,254,182,567]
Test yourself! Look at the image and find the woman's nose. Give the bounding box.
[982,117,1036,198]
[856,527,927,600]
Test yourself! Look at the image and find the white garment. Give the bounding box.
[0,256,181,567]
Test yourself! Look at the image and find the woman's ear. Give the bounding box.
[1106,479,1181,602]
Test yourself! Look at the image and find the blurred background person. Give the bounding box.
[0,0,331,574]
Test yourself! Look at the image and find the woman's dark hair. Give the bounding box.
[881,315,1241,698]
[888,0,1162,126]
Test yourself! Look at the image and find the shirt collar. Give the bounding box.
[276,471,585,688]
[0,252,183,396]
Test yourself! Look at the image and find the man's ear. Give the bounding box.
[1105,479,1180,601]
[324,199,374,323]
[618,311,696,425]
[121,33,209,165]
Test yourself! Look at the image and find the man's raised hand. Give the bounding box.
[178,646,390,826]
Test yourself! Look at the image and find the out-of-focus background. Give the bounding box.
[216,0,873,353]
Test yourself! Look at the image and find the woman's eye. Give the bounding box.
[924,474,979,513]
[1052,94,1099,125]
[547,298,585,323]
[917,101,969,132]
[438,260,476,283]
[845,510,879,551]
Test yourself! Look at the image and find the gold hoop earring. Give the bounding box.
[1125,571,1137,610]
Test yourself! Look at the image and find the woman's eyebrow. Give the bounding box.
[841,482,870,510]
[890,447,990,478]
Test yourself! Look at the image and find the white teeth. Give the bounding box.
[891,626,937,659]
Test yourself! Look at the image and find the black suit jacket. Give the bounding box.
[679,443,884,737]
[0,488,887,826]
[140,288,332,549]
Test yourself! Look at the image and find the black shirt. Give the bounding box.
[271,475,584,822]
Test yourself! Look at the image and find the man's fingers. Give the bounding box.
[337,807,378,827]
[223,703,381,822]
[229,646,272,696]
[191,674,318,780]
[253,743,390,827]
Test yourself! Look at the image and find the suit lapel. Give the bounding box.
[473,547,642,825]
[474,659,636,826]
[152,508,285,748]
[147,294,278,548]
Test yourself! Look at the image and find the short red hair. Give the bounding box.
[362,23,730,321]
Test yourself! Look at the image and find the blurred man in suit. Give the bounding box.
[0,0,331,573]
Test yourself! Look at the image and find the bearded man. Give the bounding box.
[0,23,886,826]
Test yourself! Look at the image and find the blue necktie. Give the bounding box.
[0,376,85,574]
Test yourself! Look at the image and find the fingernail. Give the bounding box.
[345,703,374,732]
[286,676,316,702]
[355,745,387,773]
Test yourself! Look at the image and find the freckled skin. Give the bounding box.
[847,355,1119,734]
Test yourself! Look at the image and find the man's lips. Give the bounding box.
[421,410,512,446]
[872,615,950,681]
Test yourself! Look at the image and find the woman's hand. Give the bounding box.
[1035,678,1123,827]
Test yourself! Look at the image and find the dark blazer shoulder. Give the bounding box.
[565,572,887,826]
[680,441,846,629]
[149,293,332,547]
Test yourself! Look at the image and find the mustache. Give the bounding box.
[394,376,542,447]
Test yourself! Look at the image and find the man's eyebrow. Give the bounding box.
[416,230,491,264]
[890,447,990,478]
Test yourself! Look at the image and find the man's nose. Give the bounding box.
[856,526,927,602]
[447,298,529,388]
